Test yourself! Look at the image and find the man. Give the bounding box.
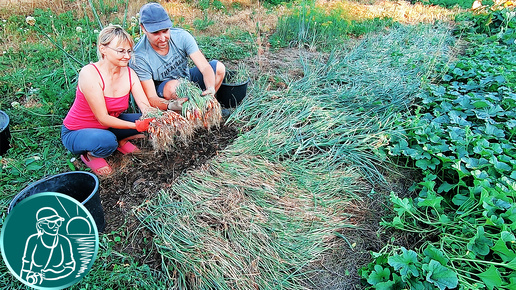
[131,2,226,111]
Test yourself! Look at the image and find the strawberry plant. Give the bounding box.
[362,6,516,290]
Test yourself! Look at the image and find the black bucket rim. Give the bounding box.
[8,171,99,214]
[222,70,250,87]
[221,77,250,87]
[0,110,9,132]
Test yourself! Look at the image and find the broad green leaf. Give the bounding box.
[471,169,489,179]
[408,279,435,290]
[423,260,458,290]
[477,265,502,290]
[423,244,449,266]
[448,111,470,126]
[472,100,490,108]
[506,119,516,130]
[506,277,516,290]
[388,247,420,278]
[452,67,463,76]
[432,85,446,97]
[501,231,516,242]
[483,124,505,138]
[417,194,444,209]
[451,161,470,177]
[486,215,505,227]
[492,238,516,262]
[390,193,413,216]
[494,75,505,84]
[390,216,404,227]
[448,126,466,141]
[507,257,516,271]
[452,194,470,206]
[389,138,408,156]
[26,163,43,171]
[437,182,455,193]
[490,143,503,154]
[439,214,451,224]
[467,226,493,256]
[374,280,396,289]
[442,74,453,82]
[367,264,391,285]
[493,198,512,210]
[501,206,516,227]
[490,156,512,172]
[415,158,440,170]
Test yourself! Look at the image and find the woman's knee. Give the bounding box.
[90,137,118,157]
[84,131,118,157]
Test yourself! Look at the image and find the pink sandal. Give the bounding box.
[117,141,140,155]
[81,154,113,176]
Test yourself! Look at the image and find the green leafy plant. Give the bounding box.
[363,7,516,288]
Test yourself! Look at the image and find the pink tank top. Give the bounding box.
[63,64,132,130]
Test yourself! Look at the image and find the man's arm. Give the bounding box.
[190,50,216,96]
[141,79,169,111]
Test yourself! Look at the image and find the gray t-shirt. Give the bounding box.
[131,28,199,82]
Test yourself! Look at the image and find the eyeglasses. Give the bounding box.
[105,45,133,57]
[41,219,62,228]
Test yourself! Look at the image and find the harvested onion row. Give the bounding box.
[143,110,194,152]
[177,79,222,130]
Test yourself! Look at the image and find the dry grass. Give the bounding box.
[0,0,145,18]
[0,0,460,38]
[163,0,284,36]
[310,0,460,24]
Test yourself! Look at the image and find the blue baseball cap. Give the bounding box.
[139,3,173,33]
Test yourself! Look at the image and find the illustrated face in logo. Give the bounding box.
[36,207,65,236]
[1,192,99,289]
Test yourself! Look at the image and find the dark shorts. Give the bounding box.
[155,60,219,98]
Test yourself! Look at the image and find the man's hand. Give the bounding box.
[202,86,216,97]
[135,118,156,132]
[167,98,188,111]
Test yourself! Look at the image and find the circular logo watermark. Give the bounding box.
[1,192,99,289]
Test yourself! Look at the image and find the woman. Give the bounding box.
[61,25,154,176]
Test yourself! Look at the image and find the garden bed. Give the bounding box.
[81,124,239,268]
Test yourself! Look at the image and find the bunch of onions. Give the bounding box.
[177,79,222,130]
[142,109,194,152]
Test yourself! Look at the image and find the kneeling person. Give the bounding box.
[131,2,226,111]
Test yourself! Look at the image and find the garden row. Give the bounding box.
[360,5,516,289]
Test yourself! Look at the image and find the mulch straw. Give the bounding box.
[136,154,359,289]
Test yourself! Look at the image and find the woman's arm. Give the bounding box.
[129,68,159,113]
[80,66,138,129]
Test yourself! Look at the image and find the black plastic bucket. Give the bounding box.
[216,70,250,108]
[0,110,10,156]
[8,171,105,232]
